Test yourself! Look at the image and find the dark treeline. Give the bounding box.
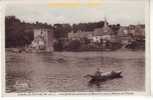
[72,21,105,32]
[53,23,72,38]
[5,16,119,48]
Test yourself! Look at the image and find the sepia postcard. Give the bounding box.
[0,0,151,96]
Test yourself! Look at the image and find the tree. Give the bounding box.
[53,24,72,39]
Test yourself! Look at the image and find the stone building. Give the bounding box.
[31,28,54,52]
[68,19,113,43]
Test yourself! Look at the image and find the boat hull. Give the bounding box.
[86,71,122,85]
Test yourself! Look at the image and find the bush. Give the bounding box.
[53,40,64,51]
[66,40,81,51]
[125,40,145,50]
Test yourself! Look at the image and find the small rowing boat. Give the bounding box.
[84,70,122,85]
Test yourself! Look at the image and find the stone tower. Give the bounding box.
[31,28,54,52]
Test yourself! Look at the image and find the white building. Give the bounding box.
[92,19,113,43]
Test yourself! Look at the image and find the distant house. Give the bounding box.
[128,24,145,37]
[117,26,133,46]
[118,26,130,38]
[92,19,113,43]
[31,28,54,52]
[130,24,145,38]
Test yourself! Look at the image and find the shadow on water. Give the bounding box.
[87,76,123,91]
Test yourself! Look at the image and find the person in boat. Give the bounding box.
[94,68,102,77]
[111,70,115,75]
[92,68,102,87]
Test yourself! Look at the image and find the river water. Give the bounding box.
[5,50,145,93]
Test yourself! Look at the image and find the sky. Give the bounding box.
[5,0,146,26]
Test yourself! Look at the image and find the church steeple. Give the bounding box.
[104,17,108,28]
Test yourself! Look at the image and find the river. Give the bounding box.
[5,50,145,93]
